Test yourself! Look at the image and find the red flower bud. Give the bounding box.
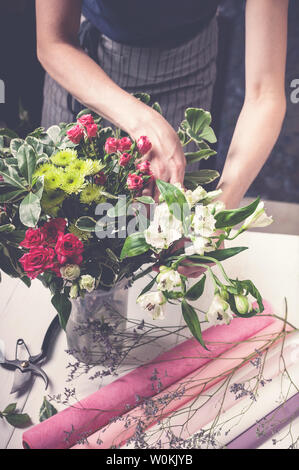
[127,173,144,191]
[67,125,84,144]
[137,136,152,155]
[119,153,132,167]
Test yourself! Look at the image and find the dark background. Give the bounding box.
[0,0,298,202]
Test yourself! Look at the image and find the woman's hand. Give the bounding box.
[130,108,186,200]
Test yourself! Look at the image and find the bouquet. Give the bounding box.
[0,95,272,347]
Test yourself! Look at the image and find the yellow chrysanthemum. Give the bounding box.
[80,184,106,204]
[69,223,92,241]
[61,169,85,194]
[34,163,54,178]
[43,167,65,191]
[67,158,94,176]
[51,149,78,167]
[89,160,105,175]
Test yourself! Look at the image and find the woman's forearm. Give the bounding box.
[217,95,286,209]
[37,40,149,135]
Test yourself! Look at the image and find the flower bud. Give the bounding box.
[234,294,252,314]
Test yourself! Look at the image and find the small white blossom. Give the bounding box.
[157,267,182,292]
[137,291,166,320]
[144,203,183,251]
[79,275,96,293]
[206,294,234,326]
[184,236,210,256]
[192,204,216,238]
[242,202,273,229]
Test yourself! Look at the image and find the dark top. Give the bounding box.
[82,0,219,47]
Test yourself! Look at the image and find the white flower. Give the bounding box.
[79,275,96,293]
[144,203,183,251]
[185,186,207,208]
[206,294,234,326]
[192,204,216,238]
[234,294,252,314]
[70,284,79,299]
[60,264,81,281]
[242,202,273,229]
[137,291,166,320]
[184,236,210,256]
[157,267,182,292]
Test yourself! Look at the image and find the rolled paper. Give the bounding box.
[226,394,299,449]
[73,316,289,449]
[23,301,274,449]
[134,330,299,449]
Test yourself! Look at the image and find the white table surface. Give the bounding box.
[0,230,299,450]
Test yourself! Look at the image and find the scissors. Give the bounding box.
[0,315,60,394]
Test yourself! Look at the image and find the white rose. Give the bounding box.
[79,275,96,293]
[144,203,183,251]
[206,294,234,326]
[242,202,273,229]
[157,267,182,292]
[137,291,166,320]
[192,204,216,238]
[60,264,81,281]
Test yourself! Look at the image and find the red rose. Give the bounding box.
[136,160,152,175]
[117,137,132,152]
[94,171,107,185]
[119,153,132,167]
[127,173,144,191]
[20,228,45,249]
[41,218,67,245]
[137,136,152,155]
[55,233,84,265]
[67,125,84,144]
[105,137,119,154]
[19,246,55,279]
[77,114,95,127]
[86,123,98,138]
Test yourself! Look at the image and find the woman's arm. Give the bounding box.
[35,0,186,191]
[217,0,289,209]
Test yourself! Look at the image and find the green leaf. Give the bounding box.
[120,232,150,260]
[107,197,127,217]
[138,276,157,298]
[39,397,58,422]
[200,126,217,143]
[184,170,219,189]
[185,108,211,135]
[75,216,96,232]
[5,413,31,428]
[0,224,15,233]
[185,275,206,301]
[133,92,151,104]
[215,197,260,229]
[10,138,24,157]
[33,176,44,200]
[185,149,216,165]
[181,300,207,349]
[0,129,19,140]
[3,403,17,414]
[0,166,27,190]
[16,143,37,185]
[25,136,44,155]
[51,293,71,330]
[156,179,190,231]
[0,189,26,203]
[19,192,41,227]
[135,196,155,205]
[152,102,163,115]
[236,279,264,313]
[47,125,62,146]
[190,247,248,263]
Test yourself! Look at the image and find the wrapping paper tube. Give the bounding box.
[136,330,299,449]
[226,394,299,448]
[23,302,274,449]
[73,316,289,449]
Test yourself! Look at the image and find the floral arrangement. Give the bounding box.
[0,96,272,346]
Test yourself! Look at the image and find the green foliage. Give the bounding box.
[39,397,58,422]
[0,403,31,428]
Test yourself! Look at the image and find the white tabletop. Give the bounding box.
[0,230,299,449]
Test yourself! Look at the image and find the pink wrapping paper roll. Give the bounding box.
[74,317,289,449]
[23,302,274,449]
